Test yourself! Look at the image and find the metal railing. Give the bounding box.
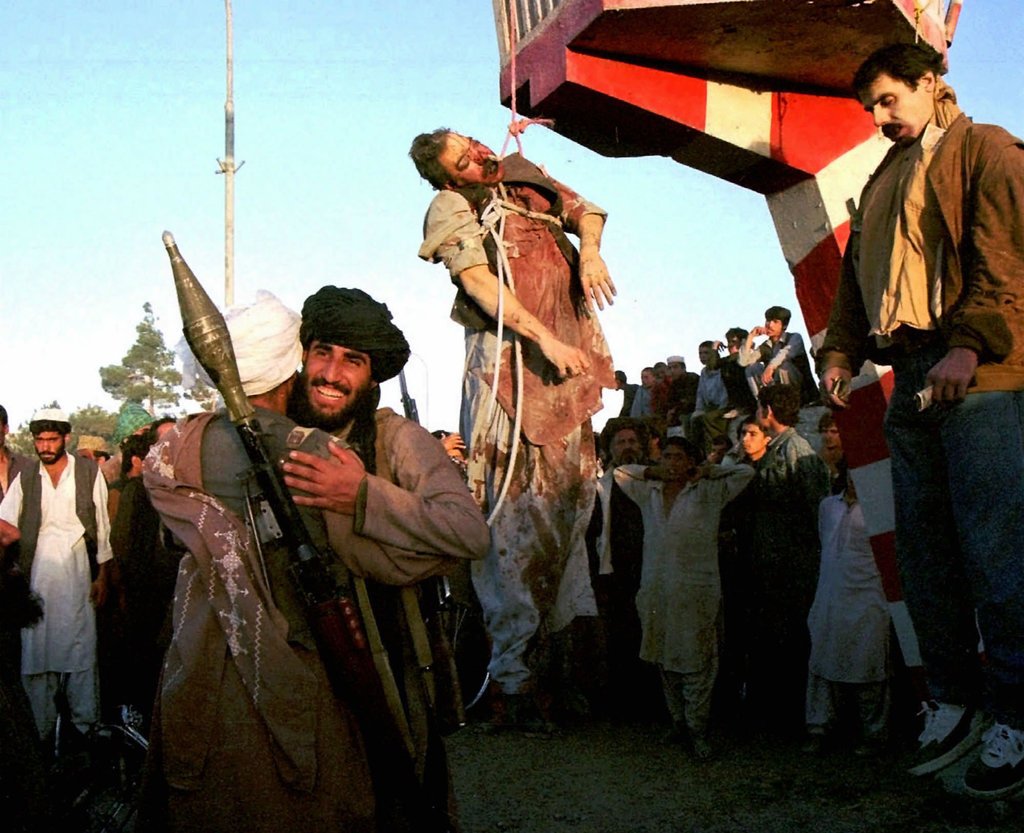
[493,0,563,61]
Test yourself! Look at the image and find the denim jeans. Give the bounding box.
[884,344,1024,726]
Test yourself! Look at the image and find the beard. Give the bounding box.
[612,448,641,466]
[288,368,379,434]
[36,445,66,465]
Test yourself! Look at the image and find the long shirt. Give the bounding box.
[614,463,754,673]
[0,455,112,673]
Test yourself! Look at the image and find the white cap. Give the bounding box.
[30,407,70,424]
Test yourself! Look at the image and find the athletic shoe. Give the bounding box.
[963,723,1024,799]
[907,701,984,776]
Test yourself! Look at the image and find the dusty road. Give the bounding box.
[446,721,1021,833]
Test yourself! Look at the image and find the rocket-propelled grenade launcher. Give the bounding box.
[160,232,416,780]
[163,231,254,425]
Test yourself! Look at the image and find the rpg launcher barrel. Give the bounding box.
[161,232,432,820]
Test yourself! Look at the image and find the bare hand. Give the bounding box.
[0,518,19,549]
[440,432,466,458]
[579,251,616,312]
[690,464,711,483]
[761,365,776,385]
[644,464,668,481]
[283,440,367,515]
[926,347,978,403]
[90,576,108,608]
[541,336,591,380]
[820,366,852,409]
[751,326,767,337]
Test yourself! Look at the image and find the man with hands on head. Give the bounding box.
[614,437,753,760]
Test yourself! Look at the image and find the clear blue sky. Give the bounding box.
[2,2,1021,435]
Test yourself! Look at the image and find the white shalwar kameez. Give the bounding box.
[614,462,753,734]
[0,455,112,734]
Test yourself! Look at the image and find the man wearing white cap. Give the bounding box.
[0,406,113,737]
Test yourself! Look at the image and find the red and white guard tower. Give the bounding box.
[490,0,964,683]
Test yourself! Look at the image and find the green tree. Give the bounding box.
[5,400,61,455]
[99,302,182,413]
[68,404,118,447]
[182,378,219,412]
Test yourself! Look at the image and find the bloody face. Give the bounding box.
[859,71,937,147]
[438,133,504,188]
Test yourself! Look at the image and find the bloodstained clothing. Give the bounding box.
[419,154,615,694]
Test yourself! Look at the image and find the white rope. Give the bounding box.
[476,189,525,525]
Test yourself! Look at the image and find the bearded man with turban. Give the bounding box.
[138,291,487,833]
[408,129,617,725]
[819,43,1024,798]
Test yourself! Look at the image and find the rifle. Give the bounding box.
[162,232,446,828]
[398,367,419,426]
[395,371,470,732]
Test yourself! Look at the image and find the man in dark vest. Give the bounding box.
[410,129,617,725]
[0,407,112,737]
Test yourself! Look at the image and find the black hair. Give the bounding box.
[764,306,791,327]
[121,434,153,477]
[29,419,70,437]
[853,42,946,96]
[145,416,176,445]
[601,418,647,458]
[662,435,703,463]
[757,383,801,427]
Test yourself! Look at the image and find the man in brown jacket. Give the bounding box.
[818,43,1024,799]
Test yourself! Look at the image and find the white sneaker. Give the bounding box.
[907,701,984,776]
[963,723,1024,799]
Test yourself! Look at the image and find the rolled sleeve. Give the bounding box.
[419,190,490,278]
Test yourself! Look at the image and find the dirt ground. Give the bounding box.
[445,719,1023,833]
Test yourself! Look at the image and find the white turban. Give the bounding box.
[179,290,302,397]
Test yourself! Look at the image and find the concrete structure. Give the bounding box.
[490,0,963,681]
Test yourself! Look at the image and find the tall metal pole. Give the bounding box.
[219,0,236,306]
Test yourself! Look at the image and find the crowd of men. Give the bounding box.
[0,39,1021,832]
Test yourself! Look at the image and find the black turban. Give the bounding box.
[299,287,411,382]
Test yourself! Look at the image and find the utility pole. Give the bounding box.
[217,0,240,306]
